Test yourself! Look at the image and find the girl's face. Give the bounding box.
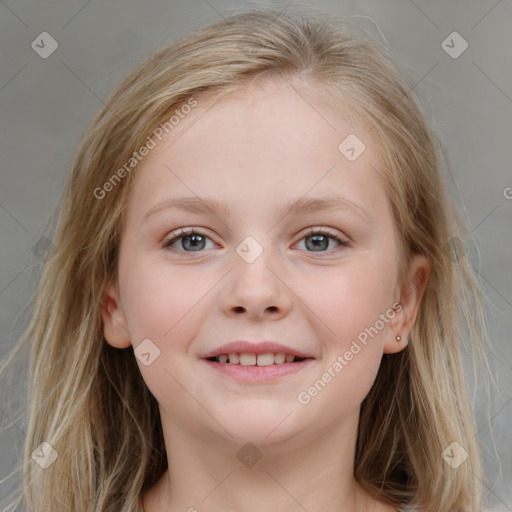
[102,79,428,449]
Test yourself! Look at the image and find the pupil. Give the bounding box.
[184,234,205,251]
[307,234,328,251]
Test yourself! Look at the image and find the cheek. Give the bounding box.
[120,261,211,413]
[308,254,397,354]
[121,254,205,339]
[296,263,396,416]
[120,255,217,350]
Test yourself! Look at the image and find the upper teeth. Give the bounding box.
[215,353,297,365]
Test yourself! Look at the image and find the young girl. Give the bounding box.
[0,7,496,512]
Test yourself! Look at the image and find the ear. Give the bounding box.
[100,281,132,349]
[383,253,431,354]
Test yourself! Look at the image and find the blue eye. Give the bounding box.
[162,227,349,253]
[163,228,215,252]
[295,228,349,252]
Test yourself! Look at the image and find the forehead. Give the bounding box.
[158,79,371,154]
[124,79,387,224]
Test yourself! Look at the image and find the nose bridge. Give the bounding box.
[221,234,291,317]
[234,234,278,289]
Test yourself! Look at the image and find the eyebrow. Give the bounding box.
[143,195,372,223]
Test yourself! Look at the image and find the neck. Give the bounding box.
[142,409,382,512]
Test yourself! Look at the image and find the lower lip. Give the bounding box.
[201,359,314,382]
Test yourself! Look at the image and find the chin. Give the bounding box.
[213,407,307,447]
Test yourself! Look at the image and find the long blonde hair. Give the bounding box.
[0,8,497,511]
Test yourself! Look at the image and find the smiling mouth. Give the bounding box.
[205,353,310,366]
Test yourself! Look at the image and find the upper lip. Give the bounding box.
[200,340,315,359]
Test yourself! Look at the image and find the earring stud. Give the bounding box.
[396,335,401,342]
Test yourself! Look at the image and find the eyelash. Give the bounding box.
[162,227,350,254]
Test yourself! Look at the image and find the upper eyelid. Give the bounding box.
[301,226,349,241]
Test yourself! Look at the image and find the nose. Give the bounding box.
[220,247,292,321]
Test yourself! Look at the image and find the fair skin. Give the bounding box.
[101,79,430,512]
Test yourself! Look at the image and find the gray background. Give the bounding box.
[1,0,511,510]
